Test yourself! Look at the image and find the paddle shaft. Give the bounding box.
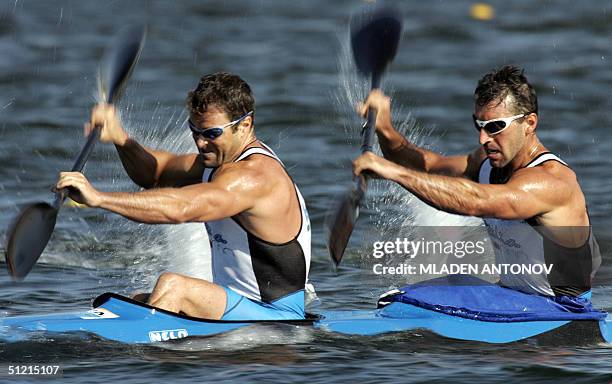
[325,3,402,266]
[52,126,101,209]
[51,25,145,209]
[355,72,382,198]
[4,25,145,280]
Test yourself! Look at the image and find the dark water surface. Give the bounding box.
[1,1,612,382]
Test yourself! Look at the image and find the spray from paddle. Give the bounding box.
[325,2,403,267]
[4,25,146,280]
[328,3,484,284]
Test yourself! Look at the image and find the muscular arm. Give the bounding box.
[354,153,569,220]
[362,90,478,178]
[93,164,263,224]
[114,138,203,188]
[87,103,203,189]
[377,126,481,179]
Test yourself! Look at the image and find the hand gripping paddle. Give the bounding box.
[5,25,146,280]
[326,3,402,266]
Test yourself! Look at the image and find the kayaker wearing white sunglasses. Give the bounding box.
[352,65,600,298]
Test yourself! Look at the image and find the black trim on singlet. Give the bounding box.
[229,144,305,244]
[521,223,593,297]
[522,151,552,168]
[247,232,307,303]
[477,157,508,185]
[231,215,303,246]
[205,143,261,182]
[209,142,308,303]
[520,152,572,171]
[488,152,592,297]
[490,167,510,184]
[479,151,573,184]
[527,158,571,169]
[229,202,307,303]
[478,157,488,169]
[206,167,217,182]
[205,142,305,240]
[524,153,583,228]
[477,157,488,180]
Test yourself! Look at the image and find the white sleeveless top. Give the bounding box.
[202,142,311,303]
[478,153,598,297]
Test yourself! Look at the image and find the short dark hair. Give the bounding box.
[187,72,255,126]
[474,65,538,115]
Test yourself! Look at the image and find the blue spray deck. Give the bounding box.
[1,292,610,344]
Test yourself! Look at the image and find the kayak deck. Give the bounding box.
[1,292,609,344]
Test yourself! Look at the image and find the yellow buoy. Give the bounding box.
[470,3,494,21]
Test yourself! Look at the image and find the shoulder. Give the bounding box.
[510,159,579,197]
[535,157,577,179]
[520,157,577,182]
[211,152,283,192]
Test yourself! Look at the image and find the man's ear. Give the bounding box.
[240,115,253,133]
[525,113,538,134]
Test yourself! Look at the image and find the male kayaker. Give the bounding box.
[352,65,599,298]
[55,72,311,320]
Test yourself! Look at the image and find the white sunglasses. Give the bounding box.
[473,113,528,135]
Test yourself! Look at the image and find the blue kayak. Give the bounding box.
[2,277,611,344]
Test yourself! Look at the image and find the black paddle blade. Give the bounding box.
[99,24,146,104]
[5,25,146,281]
[5,203,58,280]
[350,2,402,80]
[326,176,366,266]
[326,3,403,266]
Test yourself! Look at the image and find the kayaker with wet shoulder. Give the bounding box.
[55,72,311,320]
[352,65,600,298]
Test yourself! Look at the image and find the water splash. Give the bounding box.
[333,32,482,288]
[121,101,211,290]
[86,82,212,291]
[153,324,314,352]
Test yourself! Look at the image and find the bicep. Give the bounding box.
[177,169,263,222]
[428,153,471,178]
[476,174,569,220]
[156,153,204,187]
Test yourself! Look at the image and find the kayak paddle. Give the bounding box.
[4,25,146,280]
[326,3,402,266]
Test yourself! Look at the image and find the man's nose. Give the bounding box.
[479,128,493,146]
[194,135,209,148]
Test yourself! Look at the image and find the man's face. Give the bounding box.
[189,105,248,167]
[474,98,528,168]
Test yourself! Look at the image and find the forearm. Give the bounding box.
[387,164,487,216]
[97,189,197,224]
[114,138,170,189]
[377,126,440,172]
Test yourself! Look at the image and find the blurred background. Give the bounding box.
[0,1,611,382]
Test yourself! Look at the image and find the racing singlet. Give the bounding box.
[202,142,311,303]
[478,152,601,297]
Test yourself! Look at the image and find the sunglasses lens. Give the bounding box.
[202,128,224,139]
[484,121,506,134]
[190,124,225,140]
